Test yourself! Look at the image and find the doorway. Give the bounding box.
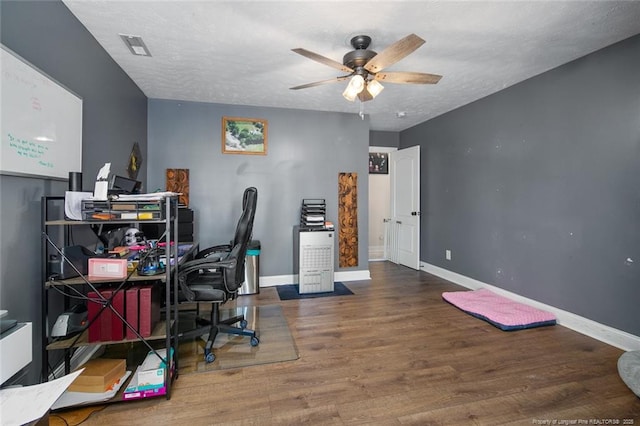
[368,145,421,270]
[368,146,396,261]
[389,145,420,270]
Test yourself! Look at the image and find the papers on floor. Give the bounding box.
[51,370,131,410]
[0,369,83,426]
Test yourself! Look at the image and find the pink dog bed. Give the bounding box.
[442,289,556,331]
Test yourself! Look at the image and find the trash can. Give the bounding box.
[239,240,260,295]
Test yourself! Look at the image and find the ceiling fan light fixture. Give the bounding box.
[366,79,384,98]
[292,34,440,103]
[342,75,365,101]
[342,87,357,102]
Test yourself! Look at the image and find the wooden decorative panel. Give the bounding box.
[338,172,358,268]
[166,168,189,206]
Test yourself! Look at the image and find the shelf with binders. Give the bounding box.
[46,320,173,350]
[40,194,186,404]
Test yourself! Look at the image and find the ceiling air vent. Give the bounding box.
[120,34,151,57]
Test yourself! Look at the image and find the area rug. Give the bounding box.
[618,350,640,398]
[177,304,299,374]
[276,282,354,301]
[442,288,556,331]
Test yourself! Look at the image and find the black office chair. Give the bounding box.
[194,186,256,261]
[177,187,259,363]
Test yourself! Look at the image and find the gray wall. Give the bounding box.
[148,99,370,277]
[401,34,640,336]
[0,0,147,384]
[370,131,399,148]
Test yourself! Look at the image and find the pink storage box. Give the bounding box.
[88,258,128,279]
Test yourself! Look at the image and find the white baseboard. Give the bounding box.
[259,274,296,287]
[258,270,371,287]
[336,269,371,282]
[369,245,385,260]
[421,261,640,351]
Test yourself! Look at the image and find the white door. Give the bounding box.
[389,145,420,269]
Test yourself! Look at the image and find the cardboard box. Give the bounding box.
[122,364,168,401]
[124,348,172,393]
[68,358,126,393]
[135,366,165,391]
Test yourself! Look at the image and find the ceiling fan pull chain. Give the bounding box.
[359,101,365,120]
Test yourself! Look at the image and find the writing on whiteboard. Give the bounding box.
[5,133,54,168]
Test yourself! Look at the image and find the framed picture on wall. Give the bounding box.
[369,152,388,174]
[127,142,143,179]
[222,117,268,155]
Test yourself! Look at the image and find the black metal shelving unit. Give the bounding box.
[40,194,182,403]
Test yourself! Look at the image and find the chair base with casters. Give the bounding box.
[177,249,260,363]
[184,302,260,363]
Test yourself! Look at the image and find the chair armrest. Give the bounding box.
[196,244,232,259]
[178,256,237,277]
[177,256,238,302]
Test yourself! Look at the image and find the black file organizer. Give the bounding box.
[300,199,326,230]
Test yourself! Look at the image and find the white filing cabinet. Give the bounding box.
[295,228,334,294]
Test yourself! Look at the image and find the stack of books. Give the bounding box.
[87,289,125,342]
[124,285,161,340]
[87,285,160,342]
[300,199,326,230]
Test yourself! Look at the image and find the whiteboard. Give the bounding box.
[1,45,82,179]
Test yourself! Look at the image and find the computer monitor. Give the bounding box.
[109,175,141,194]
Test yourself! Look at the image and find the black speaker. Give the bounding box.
[68,171,82,191]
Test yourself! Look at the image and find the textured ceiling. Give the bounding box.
[62,1,640,132]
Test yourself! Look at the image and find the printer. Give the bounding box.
[49,245,103,280]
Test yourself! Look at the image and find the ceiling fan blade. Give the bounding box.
[292,48,354,73]
[290,76,349,90]
[364,34,425,73]
[374,71,442,84]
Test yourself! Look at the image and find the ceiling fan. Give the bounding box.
[290,34,442,102]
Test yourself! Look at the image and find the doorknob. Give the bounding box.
[411,211,421,216]
[396,220,402,224]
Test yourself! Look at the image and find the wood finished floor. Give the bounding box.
[54,262,640,425]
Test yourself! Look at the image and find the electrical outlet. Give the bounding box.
[445,250,452,261]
